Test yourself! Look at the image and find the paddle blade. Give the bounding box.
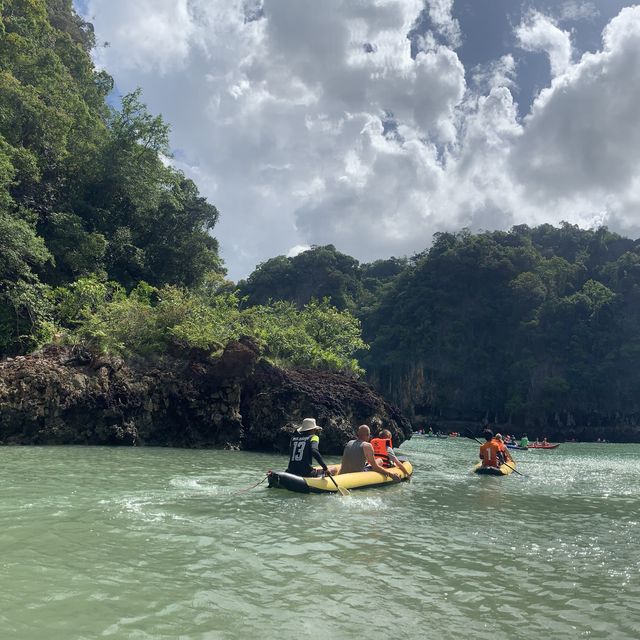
[328,474,350,496]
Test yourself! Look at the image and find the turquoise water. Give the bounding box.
[0,440,639,639]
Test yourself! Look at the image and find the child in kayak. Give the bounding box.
[370,429,411,478]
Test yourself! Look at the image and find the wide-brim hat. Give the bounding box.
[296,418,322,433]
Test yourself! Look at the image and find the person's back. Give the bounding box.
[285,418,332,477]
[287,433,316,476]
[520,434,529,448]
[340,439,366,474]
[479,430,500,467]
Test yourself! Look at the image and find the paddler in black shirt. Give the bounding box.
[286,418,334,478]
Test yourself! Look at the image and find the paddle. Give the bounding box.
[326,470,350,496]
[463,430,526,477]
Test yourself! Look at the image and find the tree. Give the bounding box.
[239,245,362,310]
[0,136,53,353]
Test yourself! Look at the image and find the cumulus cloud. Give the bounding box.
[425,0,462,48]
[513,6,640,207]
[471,54,517,92]
[82,1,640,278]
[89,0,198,73]
[516,11,573,77]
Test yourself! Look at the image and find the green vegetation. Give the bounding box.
[238,244,406,314]
[237,227,640,436]
[0,1,366,375]
[0,0,223,352]
[4,2,640,435]
[51,275,366,374]
[361,226,630,424]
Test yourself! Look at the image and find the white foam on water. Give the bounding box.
[169,475,220,491]
[337,494,385,511]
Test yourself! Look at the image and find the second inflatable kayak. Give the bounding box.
[473,461,516,476]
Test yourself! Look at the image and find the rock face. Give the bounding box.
[241,361,411,454]
[0,340,411,453]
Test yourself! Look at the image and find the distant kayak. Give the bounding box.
[267,461,413,494]
[473,461,516,476]
[506,443,529,450]
[528,443,560,449]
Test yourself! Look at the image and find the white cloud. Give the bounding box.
[559,1,599,22]
[83,1,640,278]
[425,0,462,48]
[89,0,198,73]
[516,11,573,78]
[287,244,311,258]
[513,6,640,207]
[471,54,517,92]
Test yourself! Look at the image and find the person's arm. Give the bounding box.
[364,443,397,480]
[387,448,410,477]
[310,437,329,473]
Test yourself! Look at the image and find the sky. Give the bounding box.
[75,0,640,280]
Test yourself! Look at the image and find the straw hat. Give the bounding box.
[296,417,322,433]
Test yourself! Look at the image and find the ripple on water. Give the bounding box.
[2,444,640,639]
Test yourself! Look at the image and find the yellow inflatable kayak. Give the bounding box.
[268,461,413,493]
[473,461,516,476]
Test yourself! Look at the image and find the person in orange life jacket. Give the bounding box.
[286,418,335,478]
[339,425,399,481]
[479,429,501,467]
[370,429,410,477]
[494,433,513,464]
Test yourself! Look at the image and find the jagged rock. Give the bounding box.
[240,360,411,454]
[0,339,412,452]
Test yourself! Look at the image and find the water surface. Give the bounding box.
[1,440,638,639]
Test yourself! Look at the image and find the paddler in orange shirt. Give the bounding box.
[479,429,501,468]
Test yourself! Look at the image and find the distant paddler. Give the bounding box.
[479,429,501,468]
[286,418,337,478]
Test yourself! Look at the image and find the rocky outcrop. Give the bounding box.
[241,361,411,454]
[0,339,411,452]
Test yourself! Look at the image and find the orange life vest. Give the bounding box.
[480,440,500,467]
[370,437,392,465]
[494,439,511,462]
